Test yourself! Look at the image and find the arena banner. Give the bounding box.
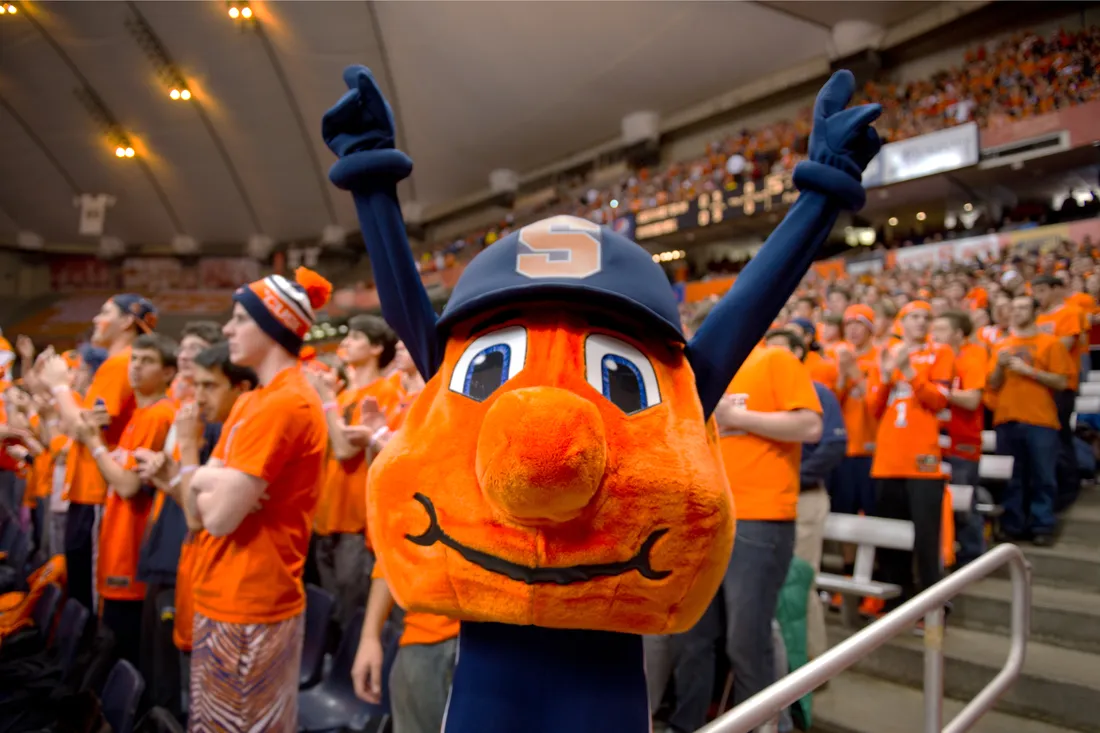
[862,123,980,188]
[981,99,1100,150]
[633,172,798,241]
[49,257,119,291]
[891,234,1000,270]
[198,258,260,289]
[154,291,234,315]
[846,252,886,276]
[122,257,199,292]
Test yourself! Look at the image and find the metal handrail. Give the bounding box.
[696,542,1032,733]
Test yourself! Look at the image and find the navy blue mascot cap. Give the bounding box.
[437,215,684,344]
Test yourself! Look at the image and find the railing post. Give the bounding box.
[923,606,945,733]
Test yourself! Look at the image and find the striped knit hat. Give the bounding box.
[233,267,333,355]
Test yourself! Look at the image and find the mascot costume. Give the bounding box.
[322,67,880,733]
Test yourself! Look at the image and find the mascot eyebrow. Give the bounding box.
[323,64,880,733]
[323,66,880,415]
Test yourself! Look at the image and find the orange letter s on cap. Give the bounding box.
[516,216,602,280]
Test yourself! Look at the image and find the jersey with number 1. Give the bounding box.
[870,342,954,479]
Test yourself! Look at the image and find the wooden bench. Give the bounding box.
[818,514,913,626]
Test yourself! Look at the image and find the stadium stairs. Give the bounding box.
[814,485,1100,733]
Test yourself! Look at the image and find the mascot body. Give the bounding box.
[322,67,880,733]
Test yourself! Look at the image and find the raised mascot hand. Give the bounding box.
[322,65,413,188]
[793,69,882,211]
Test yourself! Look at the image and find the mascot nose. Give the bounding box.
[476,387,607,525]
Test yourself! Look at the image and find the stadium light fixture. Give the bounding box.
[963,202,973,212]
[0,4,17,14]
[887,217,898,226]
[916,211,927,221]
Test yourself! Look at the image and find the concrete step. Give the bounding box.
[952,577,1100,654]
[825,623,1100,732]
[990,541,1100,593]
[812,671,1079,733]
[1058,503,1100,547]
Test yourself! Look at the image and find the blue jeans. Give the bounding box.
[995,422,1059,536]
[945,457,985,567]
[722,520,796,710]
[644,598,723,733]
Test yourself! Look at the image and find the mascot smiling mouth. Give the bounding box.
[405,493,671,585]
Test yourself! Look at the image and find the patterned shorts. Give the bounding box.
[188,612,304,733]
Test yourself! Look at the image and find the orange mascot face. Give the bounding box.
[367,306,734,635]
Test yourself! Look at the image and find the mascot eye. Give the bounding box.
[584,334,661,415]
[449,326,528,402]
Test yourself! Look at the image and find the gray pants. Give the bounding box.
[315,533,374,628]
[390,637,457,733]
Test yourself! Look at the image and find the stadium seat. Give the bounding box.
[1076,396,1100,414]
[818,514,912,625]
[101,659,145,733]
[30,582,62,644]
[56,598,91,676]
[981,430,996,453]
[1079,383,1100,398]
[949,484,974,514]
[301,584,336,689]
[298,608,399,733]
[1088,370,1100,383]
[979,455,1014,481]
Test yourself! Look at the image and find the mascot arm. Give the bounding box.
[323,65,443,381]
[688,188,841,418]
[688,70,882,418]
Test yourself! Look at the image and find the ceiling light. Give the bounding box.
[916,211,927,221]
[652,254,659,263]
[115,146,126,158]
[241,6,252,18]
[124,147,135,158]
[1,4,16,14]
[887,217,898,226]
[228,6,239,18]
[169,89,181,100]
[963,202,973,212]
[610,199,619,208]
[180,89,191,100]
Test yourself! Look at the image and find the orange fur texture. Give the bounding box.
[367,307,734,635]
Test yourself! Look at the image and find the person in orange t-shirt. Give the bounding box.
[351,360,460,733]
[307,314,403,628]
[186,269,330,732]
[787,317,838,393]
[167,321,223,406]
[713,345,822,711]
[987,295,1073,545]
[868,300,954,612]
[833,305,880,522]
[40,294,156,613]
[68,333,177,668]
[931,310,988,568]
[1033,275,1086,509]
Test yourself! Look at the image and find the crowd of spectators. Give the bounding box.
[413,25,1100,276]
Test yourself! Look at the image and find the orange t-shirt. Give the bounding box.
[944,342,988,461]
[870,342,954,479]
[1036,303,1084,389]
[804,351,839,393]
[988,333,1074,431]
[98,397,176,602]
[65,348,136,505]
[978,325,1008,348]
[370,562,459,647]
[174,532,198,652]
[719,346,822,521]
[838,343,880,457]
[191,366,327,625]
[316,373,404,537]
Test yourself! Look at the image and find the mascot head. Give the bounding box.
[368,214,733,635]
